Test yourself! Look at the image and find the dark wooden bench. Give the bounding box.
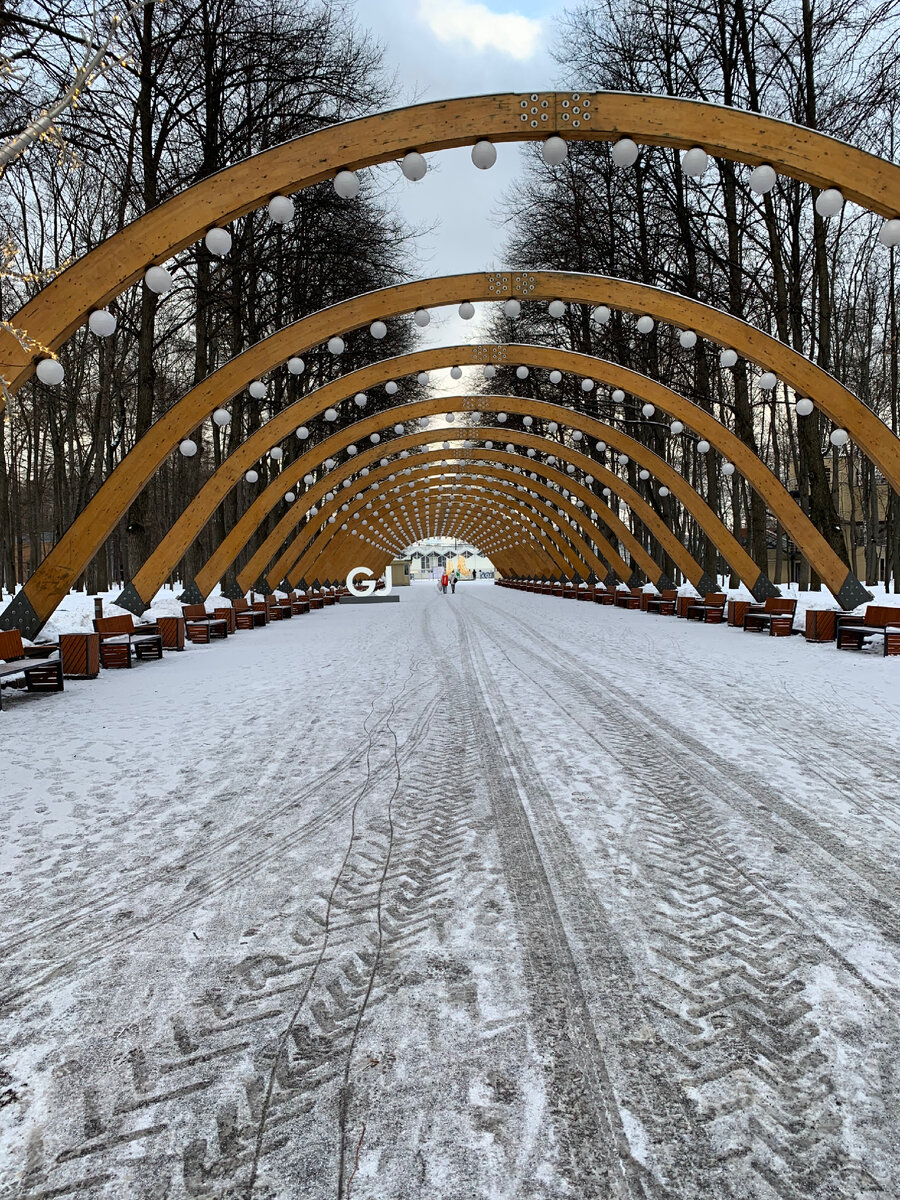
[835,606,900,656]
[742,597,798,637]
[289,591,310,615]
[645,589,678,616]
[593,587,615,605]
[182,603,229,643]
[94,615,164,668]
[615,587,643,610]
[685,593,727,623]
[233,597,267,628]
[0,629,63,709]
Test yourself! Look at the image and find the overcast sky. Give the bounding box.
[355,0,569,355]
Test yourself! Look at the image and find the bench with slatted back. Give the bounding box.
[645,589,678,616]
[615,587,643,610]
[233,597,267,628]
[742,597,798,637]
[0,629,63,709]
[181,604,229,643]
[685,593,727,623]
[93,615,164,668]
[289,591,310,615]
[593,586,615,605]
[835,606,900,656]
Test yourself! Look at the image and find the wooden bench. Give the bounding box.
[645,589,678,616]
[182,604,229,643]
[593,587,615,605]
[214,606,237,634]
[93,615,164,668]
[742,597,798,637]
[835,606,900,656]
[233,597,267,628]
[0,629,63,709]
[685,593,727,623]
[615,587,643,610]
[289,591,310,615]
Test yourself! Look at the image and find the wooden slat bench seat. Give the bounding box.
[289,591,310,615]
[742,597,798,637]
[214,606,237,634]
[593,587,615,605]
[0,629,63,709]
[93,615,164,668]
[181,604,229,644]
[233,597,267,628]
[308,592,324,611]
[645,589,678,616]
[685,593,727,623]
[615,588,643,610]
[835,606,900,656]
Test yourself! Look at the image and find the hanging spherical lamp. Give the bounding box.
[548,299,566,318]
[450,365,462,380]
[144,265,173,293]
[485,440,493,449]
[303,473,315,485]
[35,357,64,385]
[324,407,338,421]
[877,218,900,246]
[595,441,606,452]
[541,136,568,166]
[523,415,533,427]
[354,392,367,407]
[516,366,529,380]
[815,188,843,218]
[471,140,497,169]
[670,420,684,435]
[636,315,654,334]
[267,195,294,223]
[497,412,507,423]
[369,320,387,340]
[722,462,735,476]
[547,421,558,433]
[179,439,197,457]
[394,423,405,434]
[659,486,670,497]
[401,151,427,181]
[592,305,611,325]
[581,378,594,392]
[830,428,850,447]
[334,170,360,199]
[748,164,777,194]
[417,371,429,385]
[572,430,583,442]
[88,309,117,337]
[612,388,625,403]
[679,329,697,349]
[413,308,430,327]
[270,446,283,461]
[549,370,562,385]
[245,470,259,483]
[287,356,305,375]
[504,298,521,318]
[639,469,650,480]
[720,348,738,368]
[248,379,266,399]
[611,137,639,167]
[325,458,336,469]
[758,371,777,390]
[795,398,814,417]
[347,444,358,456]
[697,440,711,454]
[212,408,231,426]
[642,403,655,417]
[205,226,232,256]
[682,146,709,176]
[459,301,475,320]
[385,380,398,394]
[602,487,612,497]
[327,336,345,355]
[617,453,629,465]
[296,426,309,439]
[285,492,296,503]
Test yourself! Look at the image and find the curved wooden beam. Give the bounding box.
[4,93,898,394]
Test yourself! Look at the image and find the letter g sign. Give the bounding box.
[346,566,392,597]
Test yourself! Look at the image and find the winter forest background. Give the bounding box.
[1,0,899,596]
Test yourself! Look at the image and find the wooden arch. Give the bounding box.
[4,92,898,396]
[4,269,884,633]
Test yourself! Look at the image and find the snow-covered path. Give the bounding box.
[2,582,899,1199]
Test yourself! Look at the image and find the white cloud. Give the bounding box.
[417,0,544,61]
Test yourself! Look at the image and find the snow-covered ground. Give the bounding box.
[2,581,899,1199]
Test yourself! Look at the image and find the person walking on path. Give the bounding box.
[450,575,457,593]
[441,572,449,594]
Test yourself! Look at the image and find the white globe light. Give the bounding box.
[642,403,655,417]
[504,299,521,318]
[639,468,650,480]
[287,356,305,375]
[325,458,336,469]
[722,462,735,476]
[385,380,398,394]
[354,392,367,407]
[144,265,173,293]
[304,473,315,485]
[636,315,654,334]
[334,170,360,199]
[659,486,670,497]
[682,146,709,176]
[347,445,358,456]
[618,453,629,465]
[394,423,405,435]
[245,469,259,483]
[485,441,493,449]
[547,421,558,433]
[35,357,64,385]
[581,378,594,392]
[327,336,345,355]
[459,301,475,320]
[541,136,568,166]
[595,441,606,451]
[720,348,738,368]
[482,364,497,381]
[748,164,777,194]
[795,398,814,417]
[445,413,456,422]
[471,140,497,169]
[370,433,381,444]
[758,371,777,390]
[527,448,536,457]
[549,370,562,384]
[179,439,197,457]
[88,309,117,337]
[548,299,566,318]
[697,440,711,454]
[566,464,576,474]
[270,446,283,460]
[679,329,697,349]
[592,305,611,325]
[248,379,266,398]
[572,430,583,442]
[285,492,296,502]
[417,371,430,385]
[611,137,639,167]
[401,151,427,181]
[612,388,625,403]
[324,408,338,421]
[369,320,387,340]
[267,194,294,223]
[603,487,612,497]
[516,366,529,379]
[830,428,850,447]
[296,426,309,439]
[450,365,462,380]
[815,188,843,218]
[497,412,507,423]
[877,218,900,246]
[212,408,231,426]
[400,450,409,458]
[413,308,430,327]
[670,420,684,435]
[506,443,515,453]
[205,226,232,255]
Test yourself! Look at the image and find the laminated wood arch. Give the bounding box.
[269,459,632,590]
[256,446,696,596]
[4,92,898,397]
[6,267,887,633]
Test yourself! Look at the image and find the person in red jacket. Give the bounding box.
[440,572,449,593]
